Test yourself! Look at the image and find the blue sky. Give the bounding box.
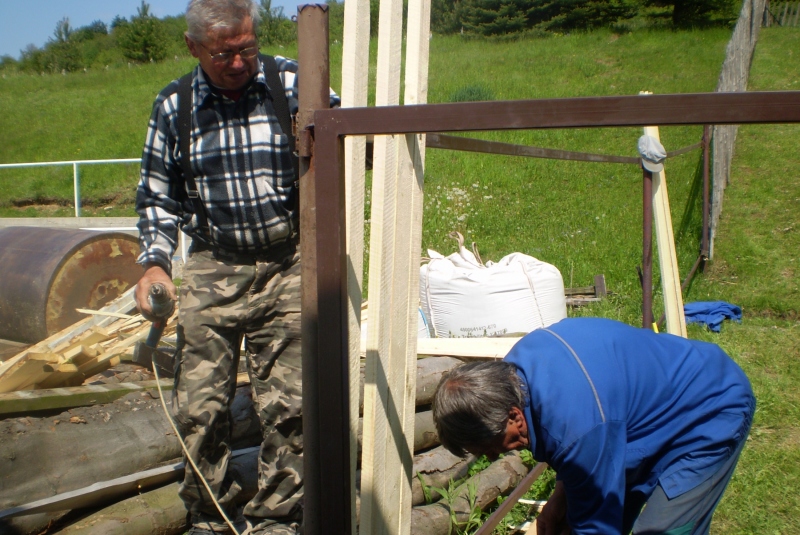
[0,0,305,60]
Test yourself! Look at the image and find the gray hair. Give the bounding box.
[432,361,527,457]
[185,0,261,43]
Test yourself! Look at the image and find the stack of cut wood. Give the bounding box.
[0,289,549,535]
[0,289,177,394]
[0,352,541,535]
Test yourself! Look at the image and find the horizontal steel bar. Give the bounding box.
[474,462,550,535]
[426,133,641,164]
[315,91,800,137]
[0,159,139,169]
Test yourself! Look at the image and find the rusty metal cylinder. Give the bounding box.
[0,227,142,344]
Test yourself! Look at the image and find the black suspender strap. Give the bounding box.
[177,72,210,235]
[176,56,297,239]
[260,53,299,179]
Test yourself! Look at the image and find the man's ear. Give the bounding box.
[185,33,201,58]
[508,406,528,439]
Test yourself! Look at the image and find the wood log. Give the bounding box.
[410,452,531,535]
[357,356,462,412]
[411,447,473,506]
[50,446,468,535]
[0,356,458,535]
[0,387,261,514]
[0,361,450,513]
[0,395,440,535]
[50,449,260,535]
[53,483,188,535]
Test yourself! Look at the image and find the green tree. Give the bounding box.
[259,0,297,45]
[459,0,532,35]
[530,0,638,31]
[18,44,47,73]
[117,1,168,62]
[72,20,108,42]
[431,0,463,33]
[52,17,73,43]
[45,17,83,72]
[0,55,17,71]
[643,0,739,27]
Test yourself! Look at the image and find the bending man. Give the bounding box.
[433,317,754,535]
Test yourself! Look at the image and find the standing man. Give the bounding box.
[134,1,338,534]
[433,317,754,535]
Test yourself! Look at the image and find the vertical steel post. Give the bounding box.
[642,169,654,329]
[298,5,351,535]
[73,162,81,217]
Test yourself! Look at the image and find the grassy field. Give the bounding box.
[0,24,798,534]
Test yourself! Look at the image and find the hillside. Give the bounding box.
[0,25,798,533]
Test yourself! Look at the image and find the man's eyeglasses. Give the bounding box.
[200,43,259,64]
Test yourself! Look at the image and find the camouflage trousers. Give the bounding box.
[172,243,303,534]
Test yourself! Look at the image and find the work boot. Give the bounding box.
[245,520,299,535]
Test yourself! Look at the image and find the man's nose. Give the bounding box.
[230,54,245,68]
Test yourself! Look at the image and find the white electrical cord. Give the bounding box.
[152,361,245,535]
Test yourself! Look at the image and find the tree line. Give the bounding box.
[0,0,740,74]
[434,0,741,36]
[0,0,297,74]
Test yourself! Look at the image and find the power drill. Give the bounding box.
[145,283,175,348]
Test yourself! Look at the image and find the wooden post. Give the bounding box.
[643,125,688,337]
[359,0,431,531]
[360,0,409,528]
[341,0,371,530]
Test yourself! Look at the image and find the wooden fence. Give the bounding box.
[764,1,800,26]
[710,0,767,258]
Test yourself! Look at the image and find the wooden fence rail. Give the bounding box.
[764,1,800,26]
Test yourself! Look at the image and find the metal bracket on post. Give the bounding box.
[298,127,314,159]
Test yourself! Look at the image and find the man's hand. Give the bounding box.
[135,264,177,322]
[537,480,570,535]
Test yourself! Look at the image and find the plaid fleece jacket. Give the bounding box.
[135,55,339,272]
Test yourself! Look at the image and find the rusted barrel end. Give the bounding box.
[0,227,141,343]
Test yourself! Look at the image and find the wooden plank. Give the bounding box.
[35,363,80,390]
[0,373,250,417]
[395,0,431,531]
[75,308,135,320]
[0,287,135,381]
[643,125,687,337]
[0,353,59,393]
[341,0,371,530]
[62,344,100,366]
[359,335,521,359]
[412,337,520,359]
[360,0,408,530]
[0,379,172,416]
[76,329,150,379]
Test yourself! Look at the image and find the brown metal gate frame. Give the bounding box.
[303,89,800,535]
[297,12,800,533]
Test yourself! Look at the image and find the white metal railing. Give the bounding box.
[0,157,188,265]
[0,158,140,217]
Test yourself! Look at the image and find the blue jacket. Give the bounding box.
[504,318,754,534]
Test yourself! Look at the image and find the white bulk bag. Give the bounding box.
[420,233,567,338]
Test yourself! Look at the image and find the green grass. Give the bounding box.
[1,25,798,534]
[421,29,732,321]
[689,27,800,535]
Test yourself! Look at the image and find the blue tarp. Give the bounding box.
[684,301,742,332]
